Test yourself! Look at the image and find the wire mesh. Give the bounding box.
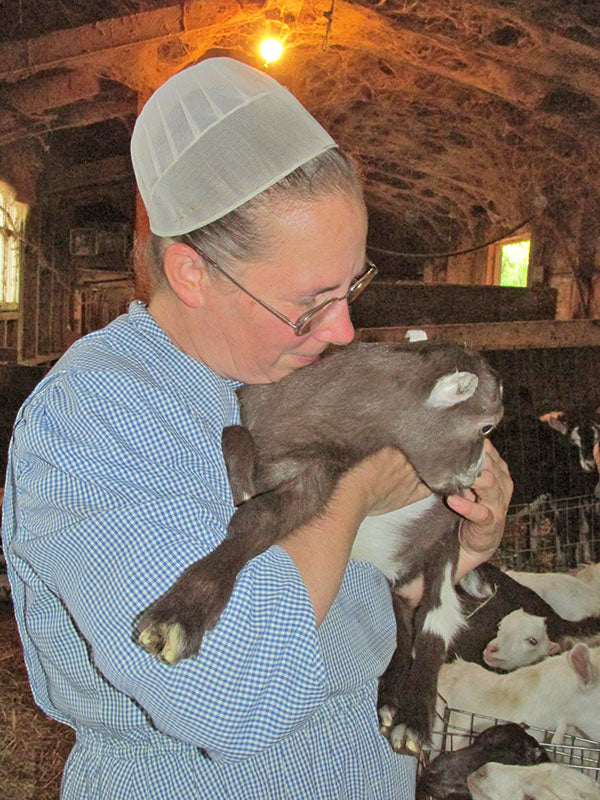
[495,494,600,571]
[417,697,600,789]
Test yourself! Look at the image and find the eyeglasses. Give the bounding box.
[182,236,378,336]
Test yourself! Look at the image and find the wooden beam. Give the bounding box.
[0,94,134,147]
[0,0,598,120]
[44,155,132,193]
[356,319,600,351]
[0,2,249,82]
[374,0,600,105]
[1,71,100,114]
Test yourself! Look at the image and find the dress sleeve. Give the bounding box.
[9,373,327,762]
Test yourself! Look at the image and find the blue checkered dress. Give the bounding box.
[2,301,416,799]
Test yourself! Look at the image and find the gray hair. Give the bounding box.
[147,148,364,290]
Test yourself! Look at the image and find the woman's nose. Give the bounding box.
[314,300,355,345]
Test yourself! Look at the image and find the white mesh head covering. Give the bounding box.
[131,58,338,236]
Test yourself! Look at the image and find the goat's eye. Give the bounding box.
[526,637,538,646]
[480,424,494,436]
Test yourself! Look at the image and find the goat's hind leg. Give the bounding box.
[387,534,463,754]
[378,593,414,737]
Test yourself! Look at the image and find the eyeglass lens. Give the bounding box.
[295,266,376,336]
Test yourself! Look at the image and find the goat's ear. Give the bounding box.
[539,410,568,434]
[425,371,479,408]
[222,425,258,506]
[568,643,594,684]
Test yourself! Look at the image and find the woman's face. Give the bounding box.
[200,192,369,383]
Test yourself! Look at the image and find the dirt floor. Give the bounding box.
[0,602,74,800]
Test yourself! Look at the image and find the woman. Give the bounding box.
[2,58,512,799]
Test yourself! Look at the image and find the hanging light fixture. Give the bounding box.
[258,20,289,65]
[259,37,284,63]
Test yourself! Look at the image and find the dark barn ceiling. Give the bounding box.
[1,0,599,274]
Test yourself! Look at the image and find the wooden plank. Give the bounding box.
[44,155,132,194]
[0,2,245,81]
[3,72,100,114]
[0,95,134,147]
[18,352,62,366]
[351,283,557,327]
[356,319,600,351]
[0,346,18,362]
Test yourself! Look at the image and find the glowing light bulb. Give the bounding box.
[260,38,283,63]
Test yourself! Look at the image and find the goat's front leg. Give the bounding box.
[136,463,341,664]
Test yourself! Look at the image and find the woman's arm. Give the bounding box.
[280,447,431,625]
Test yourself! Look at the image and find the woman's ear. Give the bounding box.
[163,243,207,308]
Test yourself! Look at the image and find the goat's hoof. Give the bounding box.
[135,593,212,664]
[137,620,191,664]
[390,723,425,757]
[378,704,395,737]
[134,569,232,663]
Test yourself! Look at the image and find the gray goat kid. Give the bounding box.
[136,341,503,749]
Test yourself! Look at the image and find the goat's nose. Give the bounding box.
[486,644,498,654]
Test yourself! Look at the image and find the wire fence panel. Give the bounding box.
[497,494,600,571]
[419,699,600,784]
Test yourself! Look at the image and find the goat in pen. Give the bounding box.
[135,340,503,750]
[491,395,600,569]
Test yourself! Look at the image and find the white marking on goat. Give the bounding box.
[351,495,438,582]
[454,448,486,489]
[459,570,496,602]
[422,561,465,646]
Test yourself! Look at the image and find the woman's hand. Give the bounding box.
[338,446,432,518]
[447,438,513,578]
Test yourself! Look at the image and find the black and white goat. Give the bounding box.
[135,340,503,749]
[491,397,600,567]
[418,722,549,800]
[539,407,600,477]
[451,563,600,668]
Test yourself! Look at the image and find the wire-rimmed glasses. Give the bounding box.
[183,236,378,336]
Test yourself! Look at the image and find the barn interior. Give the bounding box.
[2,0,600,795]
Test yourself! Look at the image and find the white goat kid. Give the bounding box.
[437,644,600,745]
[467,762,600,800]
[482,609,561,671]
[507,569,600,621]
[483,609,600,671]
[573,563,600,591]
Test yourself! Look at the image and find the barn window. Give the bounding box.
[0,179,27,308]
[488,233,530,288]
